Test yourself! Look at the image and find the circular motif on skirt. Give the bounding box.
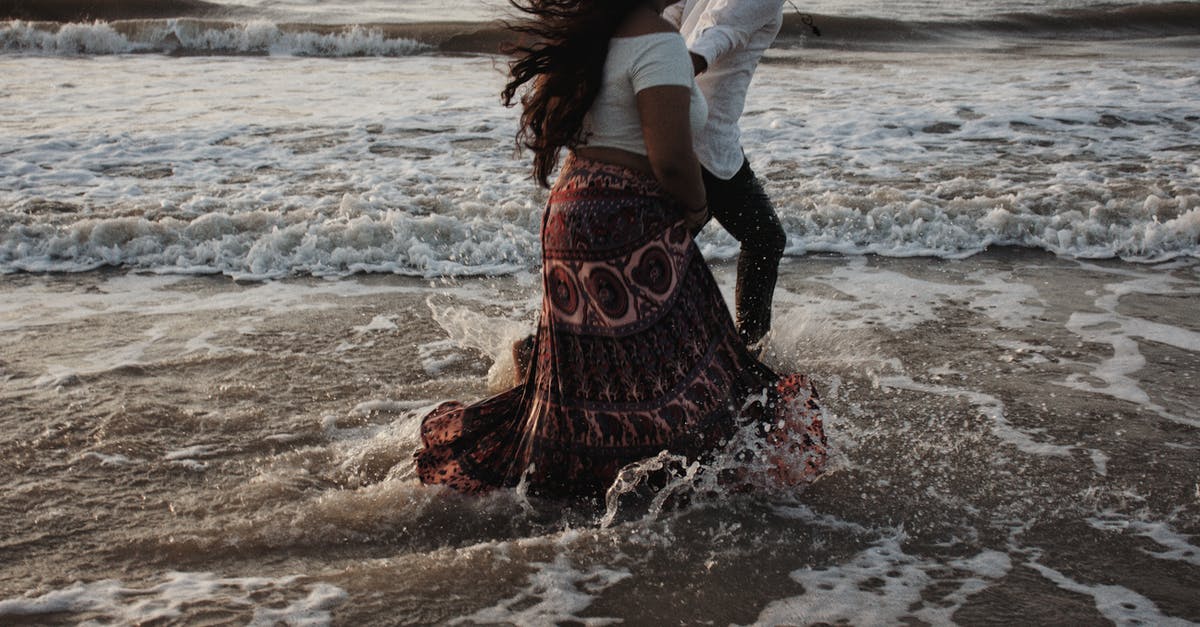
[631,246,673,295]
[585,266,630,318]
[548,265,580,315]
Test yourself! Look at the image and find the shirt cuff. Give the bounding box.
[688,29,730,69]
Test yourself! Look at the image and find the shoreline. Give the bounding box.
[3,243,1197,285]
[4,5,1199,57]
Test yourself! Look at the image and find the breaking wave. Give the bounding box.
[2,2,1198,57]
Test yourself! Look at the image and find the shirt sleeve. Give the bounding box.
[628,34,695,93]
[688,0,784,67]
[662,1,685,27]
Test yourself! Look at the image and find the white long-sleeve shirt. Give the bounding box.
[664,0,785,179]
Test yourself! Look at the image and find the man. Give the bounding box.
[664,0,788,349]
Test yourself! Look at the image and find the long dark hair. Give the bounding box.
[501,0,645,187]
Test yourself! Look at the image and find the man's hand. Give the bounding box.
[690,52,708,75]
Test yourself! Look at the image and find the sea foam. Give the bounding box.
[0,572,346,625]
[2,35,1198,278]
[0,19,429,56]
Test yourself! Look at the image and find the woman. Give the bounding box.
[415,0,826,498]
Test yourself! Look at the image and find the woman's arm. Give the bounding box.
[637,85,708,229]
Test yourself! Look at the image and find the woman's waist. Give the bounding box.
[544,151,680,249]
[571,146,654,176]
[551,150,666,202]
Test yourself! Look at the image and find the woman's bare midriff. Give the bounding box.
[572,146,655,176]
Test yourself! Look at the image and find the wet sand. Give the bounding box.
[0,252,1198,624]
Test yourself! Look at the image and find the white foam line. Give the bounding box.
[449,554,630,627]
[788,257,1046,334]
[1087,513,1200,567]
[878,375,1075,457]
[752,536,929,626]
[1058,273,1200,429]
[169,459,209,472]
[0,580,122,616]
[78,451,139,467]
[1062,315,1153,405]
[1136,526,1200,568]
[350,399,438,416]
[1027,560,1194,627]
[963,268,1047,330]
[416,339,464,376]
[31,322,173,389]
[248,582,347,627]
[0,273,485,334]
[183,329,257,356]
[1121,316,1200,353]
[770,504,879,536]
[751,536,1013,626]
[0,572,346,625]
[163,444,226,460]
[352,314,398,333]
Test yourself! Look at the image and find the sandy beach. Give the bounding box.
[2,253,1197,623]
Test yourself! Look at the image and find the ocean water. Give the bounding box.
[2,3,1199,277]
[1,1,1199,625]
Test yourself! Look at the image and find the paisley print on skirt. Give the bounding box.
[415,155,826,498]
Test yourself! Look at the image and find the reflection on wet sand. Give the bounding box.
[1,254,1197,624]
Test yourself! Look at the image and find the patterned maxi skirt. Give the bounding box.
[415,156,826,498]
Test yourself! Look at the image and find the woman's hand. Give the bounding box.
[682,203,709,231]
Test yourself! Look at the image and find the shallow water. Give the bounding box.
[2,2,1199,622]
[2,43,1197,279]
[1,253,1197,624]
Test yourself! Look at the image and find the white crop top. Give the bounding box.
[581,32,708,156]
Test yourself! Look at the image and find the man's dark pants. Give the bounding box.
[699,158,786,346]
[514,157,786,384]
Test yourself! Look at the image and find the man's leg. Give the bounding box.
[702,159,786,346]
